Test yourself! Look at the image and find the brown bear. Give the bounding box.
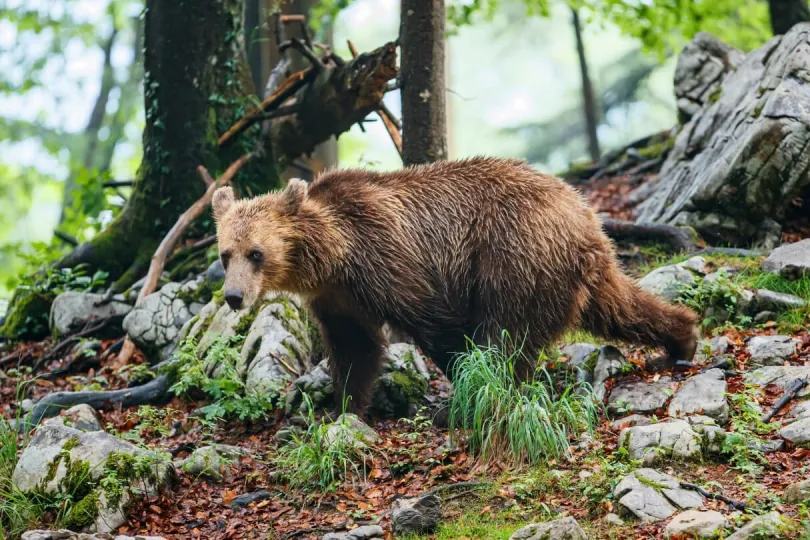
[212,157,698,413]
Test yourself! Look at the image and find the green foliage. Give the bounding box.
[447,334,602,466]
[121,406,180,442]
[169,335,280,423]
[676,269,750,329]
[274,394,375,492]
[722,384,778,477]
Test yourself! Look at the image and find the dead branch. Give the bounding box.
[600,217,698,253]
[678,482,749,511]
[116,153,254,365]
[218,69,314,148]
[22,375,170,432]
[34,317,112,371]
[280,37,325,70]
[347,39,402,160]
[762,377,808,423]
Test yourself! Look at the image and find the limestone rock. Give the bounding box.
[746,335,800,366]
[509,516,586,540]
[285,358,333,414]
[635,27,810,247]
[755,289,807,311]
[744,366,810,397]
[613,468,703,523]
[178,445,246,482]
[779,417,810,444]
[695,336,730,364]
[610,414,651,430]
[391,494,442,536]
[784,478,810,504]
[205,259,225,284]
[43,404,104,432]
[322,525,384,540]
[668,369,728,423]
[607,378,674,416]
[561,343,599,384]
[664,510,728,538]
[593,346,629,399]
[725,511,795,539]
[618,420,702,464]
[638,264,696,302]
[13,423,173,533]
[324,413,379,449]
[761,239,810,280]
[50,291,131,337]
[674,32,743,121]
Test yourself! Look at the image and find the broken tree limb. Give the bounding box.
[22,375,170,432]
[600,217,699,253]
[678,482,749,511]
[346,39,402,160]
[761,377,808,423]
[116,153,254,365]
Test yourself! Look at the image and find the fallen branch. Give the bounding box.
[761,377,808,423]
[678,482,749,511]
[218,68,314,148]
[117,153,255,365]
[279,37,326,70]
[34,317,112,371]
[601,217,698,253]
[22,374,170,432]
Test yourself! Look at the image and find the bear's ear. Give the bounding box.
[277,178,308,215]
[212,186,235,221]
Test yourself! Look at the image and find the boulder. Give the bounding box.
[391,494,442,536]
[177,444,246,482]
[561,342,599,384]
[50,291,131,337]
[779,417,810,444]
[668,369,728,423]
[42,404,104,432]
[744,366,810,397]
[695,336,730,364]
[324,413,379,449]
[746,335,800,366]
[754,289,807,311]
[610,414,652,430]
[509,516,586,540]
[613,468,703,523]
[607,378,674,416]
[205,259,225,284]
[725,511,795,539]
[592,346,630,399]
[13,423,174,533]
[637,264,696,302]
[618,420,702,464]
[664,510,728,538]
[635,27,810,247]
[761,239,810,279]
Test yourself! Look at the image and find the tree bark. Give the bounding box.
[400,0,448,165]
[571,7,600,163]
[768,0,810,34]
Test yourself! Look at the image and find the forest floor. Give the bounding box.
[2,172,810,540]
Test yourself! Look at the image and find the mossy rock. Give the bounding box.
[0,288,53,340]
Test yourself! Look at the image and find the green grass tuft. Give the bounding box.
[447,334,602,467]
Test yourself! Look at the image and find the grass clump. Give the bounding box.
[447,334,602,467]
[274,395,375,492]
[169,335,280,423]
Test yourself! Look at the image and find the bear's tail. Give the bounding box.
[581,262,700,362]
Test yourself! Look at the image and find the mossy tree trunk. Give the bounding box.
[58,0,280,288]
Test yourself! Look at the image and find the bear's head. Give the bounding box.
[212,180,308,310]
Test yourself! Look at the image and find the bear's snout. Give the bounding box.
[224,289,244,310]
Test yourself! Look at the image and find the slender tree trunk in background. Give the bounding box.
[571,7,600,163]
[768,0,810,34]
[400,0,447,165]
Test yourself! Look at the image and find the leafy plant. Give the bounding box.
[274,394,376,492]
[676,269,749,329]
[447,333,602,466]
[169,335,279,423]
[722,384,778,476]
[122,405,180,442]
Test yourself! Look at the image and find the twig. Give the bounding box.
[346,40,403,160]
[103,180,134,188]
[260,103,303,120]
[268,351,300,377]
[280,37,326,70]
[117,153,255,365]
[678,482,749,511]
[600,217,698,253]
[762,377,808,423]
[218,68,313,148]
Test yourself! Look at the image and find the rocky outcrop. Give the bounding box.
[761,239,810,279]
[509,516,586,540]
[635,26,810,247]
[50,291,132,337]
[613,469,703,523]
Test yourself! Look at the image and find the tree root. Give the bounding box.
[22,375,170,432]
[601,217,699,253]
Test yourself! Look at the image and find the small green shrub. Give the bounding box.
[169,335,280,423]
[274,395,375,492]
[447,334,602,467]
[676,269,749,329]
[722,384,778,476]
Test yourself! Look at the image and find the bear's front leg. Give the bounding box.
[309,299,386,415]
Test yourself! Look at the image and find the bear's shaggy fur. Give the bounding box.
[213,157,699,413]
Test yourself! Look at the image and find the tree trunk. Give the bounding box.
[400,0,448,165]
[571,7,600,163]
[768,0,810,34]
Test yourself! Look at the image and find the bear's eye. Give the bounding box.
[220,252,231,269]
[248,250,264,263]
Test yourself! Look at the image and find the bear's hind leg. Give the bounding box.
[309,299,386,415]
